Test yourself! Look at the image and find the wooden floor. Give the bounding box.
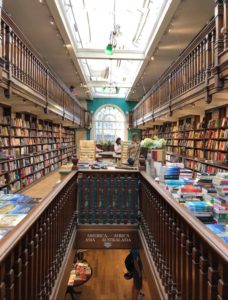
[64,250,152,300]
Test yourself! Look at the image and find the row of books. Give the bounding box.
[162,127,227,139]
[10,128,29,137]
[166,140,227,151]
[167,146,227,163]
[0,126,10,136]
[0,152,74,193]
[205,140,227,151]
[207,117,227,129]
[0,138,10,147]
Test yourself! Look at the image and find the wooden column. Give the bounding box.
[4,22,12,98]
[223,0,228,49]
[205,33,212,78]
[214,0,224,65]
[0,0,3,67]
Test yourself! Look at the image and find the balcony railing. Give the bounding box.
[0,172,77,300]
[140,172,228,300]
[1,11,84,125]
[133,1,228,125]
[0,170,227,299]
[77,171,140,224]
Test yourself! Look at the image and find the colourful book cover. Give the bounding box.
[206,224,226,236]
[0,204,16,214]
[0,214,27,227]
[181,185,202,193]
[8,204,36,214]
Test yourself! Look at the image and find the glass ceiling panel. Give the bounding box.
[62,0,167,51]
[80,59,142,84]
[59,0,169,98]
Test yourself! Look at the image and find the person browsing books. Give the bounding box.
[114,137,122,154]
[128,134,140,166]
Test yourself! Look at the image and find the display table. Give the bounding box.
[66,260,92,300]
[99,151,115,159]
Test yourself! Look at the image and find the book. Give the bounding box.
[0,214,27,227]
[205,224,227,237]
[4,204,35,214]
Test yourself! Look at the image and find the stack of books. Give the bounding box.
[164,166,180,180]
[185,201,213,214]
[202,186,217,203]
[185,201,214,223]
[213,195,228,224]
[213,173,228,196]
[177,185,203,200]
[179,168,193,179]
[195,173,215,188]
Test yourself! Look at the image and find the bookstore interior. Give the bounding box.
[0,0,227,299]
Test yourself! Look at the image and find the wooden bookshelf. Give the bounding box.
[143,105,228,174]
[0,107,76,192]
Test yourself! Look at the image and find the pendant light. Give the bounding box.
[105,44,113,55]
[104,0,120,55]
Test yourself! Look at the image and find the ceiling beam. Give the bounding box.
[76,49,145,60]
[87,81,132,88]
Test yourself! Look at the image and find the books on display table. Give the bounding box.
[0,193,39,240]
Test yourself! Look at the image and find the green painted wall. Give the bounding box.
[86,98,140,140]
[87,98,136,113]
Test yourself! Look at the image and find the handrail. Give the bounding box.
[140,171,228,262]
[0,170,77,261]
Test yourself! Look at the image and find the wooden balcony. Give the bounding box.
[0,170,227,299]
[133,1,228,126]
[0,11,85,126]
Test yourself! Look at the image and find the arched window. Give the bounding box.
[93,105,127,142]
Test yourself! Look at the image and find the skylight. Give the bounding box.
[57,0,169,98]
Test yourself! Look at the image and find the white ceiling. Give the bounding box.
[3,0,214,102]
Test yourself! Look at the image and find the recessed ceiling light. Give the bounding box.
[39,0,43,3]
[50,20,54,25]
[151,56,155,61]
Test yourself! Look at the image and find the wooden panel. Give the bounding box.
[76,226,141,249]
